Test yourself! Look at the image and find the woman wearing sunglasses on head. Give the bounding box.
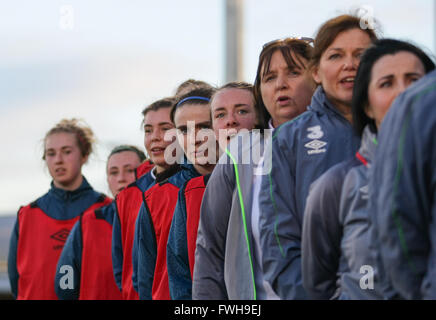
[302,39,435,300]
[193,37,315,300]
[258,14,378,300]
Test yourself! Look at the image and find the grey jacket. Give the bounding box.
[369,70,436,299]
[192,131,267,300]
[303,127,398,300]
[302,156,359,299]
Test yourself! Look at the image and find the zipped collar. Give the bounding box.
[356,126,378,167]
[308,86,351,123]
[49,176,93,202]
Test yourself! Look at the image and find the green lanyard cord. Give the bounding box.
[225,149,257,300]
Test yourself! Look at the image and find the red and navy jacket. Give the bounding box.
[7,178,110,300]
[54,201,124,300]
[135,163,200,300]
[135,160,154,180]
[167,174,210,300]
[112,168,155,300]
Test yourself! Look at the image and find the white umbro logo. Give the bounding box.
[305,140,327,154]
[305,126,327,154]
[360,185,369,200]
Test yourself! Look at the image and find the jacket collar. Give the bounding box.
[49,176,93,202]
[358,125,378,165]
[308,86,350,122]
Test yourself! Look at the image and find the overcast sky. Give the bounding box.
[0,0,434,215]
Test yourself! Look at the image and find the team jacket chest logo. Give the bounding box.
[50,228,70,242]
[305,126,327,155]
[359,185,369,200]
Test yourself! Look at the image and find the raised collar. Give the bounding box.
[49,176,93,202]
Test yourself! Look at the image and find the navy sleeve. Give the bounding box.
[192,162,234,300]
[55,221,82,300]
[167,186,191,300]
[302,163,348,299]
[258,132,306,300]
[136,202,157,300]
[111,200,123,291]
[7,217,19,299]
[131,213,140,293]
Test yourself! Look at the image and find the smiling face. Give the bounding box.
[211,87,257,147]
[260,50,314,127]
[106,150,142,197]
[44,132,87,191]
[313,28,372,115]
[143,108,175,174]
[366,51,426,130]
[174,103,217,175]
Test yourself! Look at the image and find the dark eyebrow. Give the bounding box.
[405,72,424,77]
[328,47,367,53]
[378,74,394,81]
[145,122,172,127]
[378,72,423,82]
[196,120,212,127]
[213,107,227,113]
[262,69,276,77]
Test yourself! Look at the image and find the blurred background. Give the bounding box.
[0,0,435,298]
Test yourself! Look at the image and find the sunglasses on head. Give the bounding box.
[262,37,314,50]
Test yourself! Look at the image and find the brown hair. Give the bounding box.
[210,81,263,128]
[308,14,378,72]
[170,87,217,123]
[174,79,215,98]
[253,39,314,128]
[43,118,95,160]
[141,96,176,121]
[107,144,147,163]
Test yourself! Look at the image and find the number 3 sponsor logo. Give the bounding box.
[307,126,324,139]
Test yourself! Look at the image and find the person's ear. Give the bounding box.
[81,154,89,166]
[312,66,321,84]
[364,103,374,120]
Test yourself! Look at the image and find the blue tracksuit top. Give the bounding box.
[134,163,200,299]
[112,171,155,290]
[258,86,361,299]
[8,177,104,298]
[167,174,211,300]
[54,201,115,300]
[369,70,436,300]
